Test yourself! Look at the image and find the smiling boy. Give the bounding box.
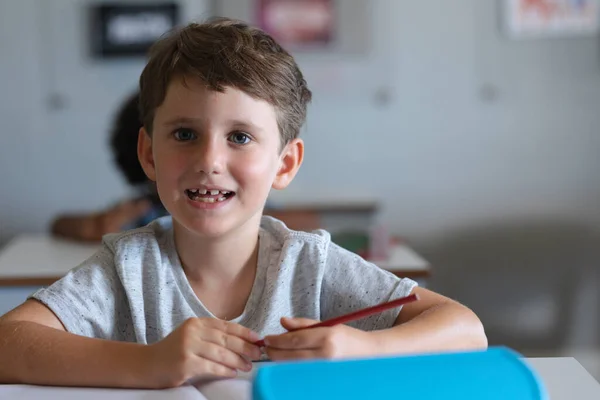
[0,18,487,389]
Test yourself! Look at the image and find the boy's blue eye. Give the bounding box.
[229,132,251,145]
[174,128,196,141]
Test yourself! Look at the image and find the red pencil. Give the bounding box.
[254,293,419,347]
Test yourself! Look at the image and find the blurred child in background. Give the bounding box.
[50,92,167,242]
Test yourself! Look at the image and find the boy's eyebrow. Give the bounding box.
[229,119,265,133]
[162,117,265,132]
[162,117,202,127]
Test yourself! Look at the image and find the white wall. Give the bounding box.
[1,0,599,244]
[282,0,600,242]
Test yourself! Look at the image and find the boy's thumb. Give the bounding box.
[280,317,320,331]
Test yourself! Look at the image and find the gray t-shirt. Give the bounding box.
[32,216,417,344]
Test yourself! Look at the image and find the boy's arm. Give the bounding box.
[50,199,151,242]
[370,286,488,354]
[265,287,487,360]
[0,300,151,388]
[0,299,262,389]
[51,214,102,242]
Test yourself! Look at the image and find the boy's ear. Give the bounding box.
[137,127,157,182]
[272,138,304,190]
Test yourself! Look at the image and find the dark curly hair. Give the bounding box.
[109,91,148,186]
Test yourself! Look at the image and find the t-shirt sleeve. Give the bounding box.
[29,243,131,341]
[320,243,418,331]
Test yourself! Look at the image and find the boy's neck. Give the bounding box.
[172,217,261,284]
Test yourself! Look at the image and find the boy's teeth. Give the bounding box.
[195,197,226,203]
[186,188,233,203]
[188,189,232,195]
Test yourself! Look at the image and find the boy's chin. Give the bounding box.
[180,220,233,239]
[173,215,250,239]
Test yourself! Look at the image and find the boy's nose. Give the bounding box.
[194,139,225,175]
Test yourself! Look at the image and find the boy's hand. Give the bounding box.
[145,318,262,388]
[263,317,374,361]
[94,198,151,234]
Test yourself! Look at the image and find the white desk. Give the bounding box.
[0,357,597,399]
[0,236,98,286]
[371,241,430,277]
[0,236,98,315]
[528,357,600,398]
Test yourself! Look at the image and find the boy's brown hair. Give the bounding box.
[139,17,312,145]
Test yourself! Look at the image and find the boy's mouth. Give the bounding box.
[185,188,235,203]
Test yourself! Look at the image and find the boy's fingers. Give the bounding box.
[218,333,262,361]
[264,327,328,350]
[280,317,319,331]
[265,348,319,361]
[194,342,253,372]
[200,322,262,360]
[191,357,238,380]
[209,319,261,343]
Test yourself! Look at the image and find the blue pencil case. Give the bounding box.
[252,346,547,400]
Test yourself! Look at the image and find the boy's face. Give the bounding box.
[138,77,303,239]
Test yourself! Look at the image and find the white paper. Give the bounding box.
[197,379,252,400]
[0,384,202,400]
